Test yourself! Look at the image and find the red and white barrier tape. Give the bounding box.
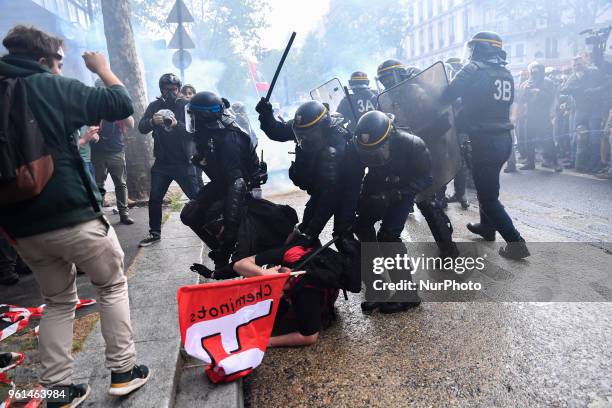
[0,299,96,342]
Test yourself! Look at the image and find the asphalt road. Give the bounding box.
[246,168,612,408]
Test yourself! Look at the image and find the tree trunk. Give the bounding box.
[101,0,153,200]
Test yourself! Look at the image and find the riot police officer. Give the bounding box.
[181,91,265,268]
[352,111,431,313]
[255,98,361,252]
[337,71,378,131]
[443,31,530,259]
[376,59,459,258]
[376,59,421,90]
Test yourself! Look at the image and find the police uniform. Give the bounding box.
[337,88,378,131]
[256,99,362,248]
[444,32,528,257]
[181,92,263,268]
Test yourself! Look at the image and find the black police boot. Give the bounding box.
[360,301,381,312]
[466,223,496,241]
[379,299,421,314]
[499,239,531,260]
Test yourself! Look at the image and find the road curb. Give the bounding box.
[172,243,244,408]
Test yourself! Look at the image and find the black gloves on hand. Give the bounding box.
[359,190,402,220]
[334,232,360,259]
[255,97,273,115]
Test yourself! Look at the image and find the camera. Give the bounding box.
[156,109,176,131]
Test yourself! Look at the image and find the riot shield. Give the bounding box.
[309,78,346,114]
[377,62,461,200]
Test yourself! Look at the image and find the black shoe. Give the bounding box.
[47,383,90,408]
[0,269,19,285]
[519,163,535,170]
[120,214,135,225]
[109,364,150,396]
[379,300,421,314]
[360,301,381,312]
[466,223,496,241]
[0,352,21,368]
[139,233,161,247]
[499,239,531,260]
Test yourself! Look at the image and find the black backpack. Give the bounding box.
[0,76,54,204]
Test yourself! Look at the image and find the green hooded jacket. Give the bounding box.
[0,55,134,237]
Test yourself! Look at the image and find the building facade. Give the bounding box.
[1,0,94,81]
[402,0,612,72]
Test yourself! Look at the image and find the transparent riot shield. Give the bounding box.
[377,62,461,200]
[310,78,346,114]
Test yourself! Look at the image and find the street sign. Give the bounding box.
[172,49,192,70]
[166,0,194,23]
[168,24,195,49]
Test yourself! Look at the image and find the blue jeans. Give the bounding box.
[84,162,95,181]
[470,132,521,243]
[149,162,199,234]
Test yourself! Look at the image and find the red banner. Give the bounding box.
[177,273,290,383]
[247,58,270,95]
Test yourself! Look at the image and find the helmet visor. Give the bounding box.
[293,125,326,152]
[185,104,196,133]
[354,137,391,167]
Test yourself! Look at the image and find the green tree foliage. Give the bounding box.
[130,0,270,100]
[258,0,411,102]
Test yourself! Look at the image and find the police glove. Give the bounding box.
[255,97,273,115]
[334,232,360,259]
[287,225,315,248]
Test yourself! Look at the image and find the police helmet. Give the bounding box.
[376,59,407,90]
[445,57,463,76]
[185,91,225,133]
[292,100,331,152]
[466,32,507,64]
[349,71,370,89]
[353,110,394,167]
[159,73,182,93]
